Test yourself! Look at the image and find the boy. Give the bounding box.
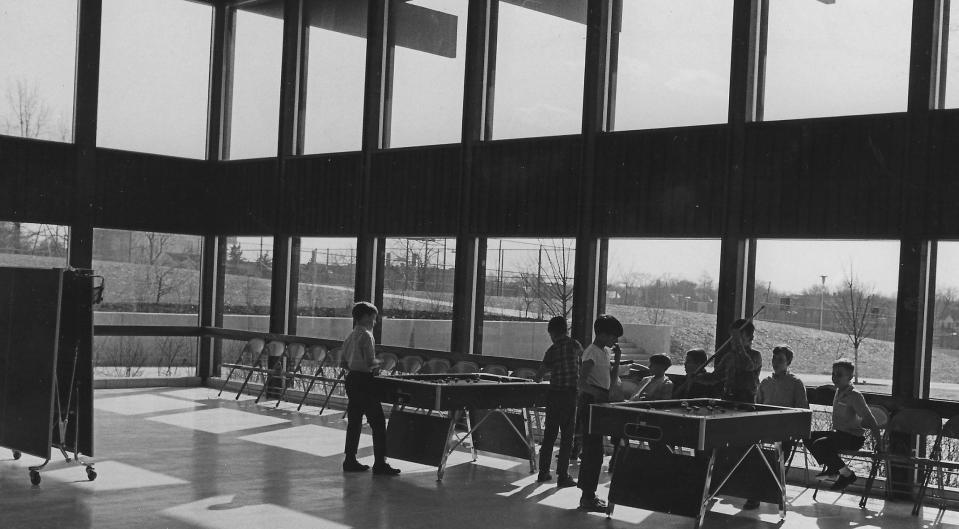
[535,316,583,487]
[807,359,880,491]
[745,345,809,509]
[717,318,763,403]
[577,314,623,513]
[629,354,673,401]
[673,348,722,399]
[342,301,400,476]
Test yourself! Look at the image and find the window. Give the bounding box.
[0,221,69,268]
[381,238,456,351]
[752,240,900,395]
[297,237,357,339]
[302,0,368,154]
[605,239,721,368]
[223,236,274,331]
[97,0,212,158]
[491,1,587,140]
[611,0,732,131]
[930,242,959,400]
[92,229,202,379]
[228,2,284,159]
[763,0,912,121]
[483,238,575,358]
[945,2,959,108]
[0,0,77,142]
[387,0,467,148]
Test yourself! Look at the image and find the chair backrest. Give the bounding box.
[245,338,266,360]
[423,358,452,374]
[887,408,941,437]
[620,379,641,399]
[265,341,287,357]
[942,415,959,440]
[399,355,424,374]
[481,364,509,376]
[812,384,837,405]
[451,361,480,374]
[869,405,891,429]
[307,344,328,364]
[512,367,538,380]
[327,347,345,368]
[377,352,399,373]
[286,343,306,363]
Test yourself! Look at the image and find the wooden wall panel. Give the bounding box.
[925,110,959,237]
[743,114,909,238]
[470,136,582,236]
[0,136,75,225]
[283,153,363,235]
[210,158,278,234]
[593,126,727,237]
[368,145,461,235]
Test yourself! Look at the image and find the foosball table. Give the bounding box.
[373,373,549,480]
[589,398,812,529]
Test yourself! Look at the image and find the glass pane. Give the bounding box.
[94,335,198,379]
[753,240,900,395]
[302,0,368,154]
[491,1,587,140]
[223,236,273,331]
[612,0,732,131]
[387,0,467,148]
[483,238,575,358]
[931,242,959,400]
[228,2,284,159]
[92,229,202,323]
[605,239,721,369]
[97,0,212,158]
[0,221,69,267]
[945,2,959,108]
[297,237,357,339]
[0,0,77,141]
[764,0,911,121]
[381,237,456,351]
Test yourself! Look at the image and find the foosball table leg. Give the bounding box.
[436,409,462,482]
[696,449,718,528]
[465,412,477,462]
[606,502,615,518]
[523,408,537,474]
[778,442,787,520]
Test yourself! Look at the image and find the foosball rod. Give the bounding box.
[675,304,767,395]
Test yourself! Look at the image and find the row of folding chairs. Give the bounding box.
[372,353,537,380]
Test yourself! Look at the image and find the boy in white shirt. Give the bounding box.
[630,354,673,401]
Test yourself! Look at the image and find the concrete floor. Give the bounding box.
[1,387,958,529]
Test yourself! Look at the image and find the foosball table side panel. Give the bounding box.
[385,410,452,466]
[375,379,442,410]
[608,445,710,518]
[703,412,812,448]
[589,405,703,448]
[441,385,549,410]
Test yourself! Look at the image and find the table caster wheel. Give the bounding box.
[86,467,97,481]
[29,470,41,486]
[12,450,21,460]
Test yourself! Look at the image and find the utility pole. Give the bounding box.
[819,275,827,331]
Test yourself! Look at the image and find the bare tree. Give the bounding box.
[526,239,574,319]
[141,232,178,305]
[4,79,50,138]
[832,270,881,383]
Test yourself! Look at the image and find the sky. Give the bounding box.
[0,0,951,295]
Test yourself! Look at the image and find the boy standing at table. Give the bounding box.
[717,318,763,404]
[535,316,583,487]
[342,301,400,476]
[577,314,623,513]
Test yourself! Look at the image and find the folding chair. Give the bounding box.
[254,341,289,403]
[422,357,452,374]
[295,345,328,411]
[217,338,265,396]
[451,360,480,374]
[914,414,959,515]
[273,343,306,407]
[377,352,399,374]
[511,367,538,380]
[234,340,281,400]
[813,404,889,501]
[481,364,509,376]
[861,408,941,509]
[397,355,424,374]
[318,347,347,414]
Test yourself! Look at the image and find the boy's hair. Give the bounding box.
[649,354,671,369]
[772,345,794,365]
[593,314,624,337]
[547,316,568,334]
[685,349,708,365]
[832,359,855,375]
[730,318,755,339]
[351,301,378,321]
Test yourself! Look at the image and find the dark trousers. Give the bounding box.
[806,430,865,472]
[577,392,605,499]
[539,388,577,477]
[344,371,387,463]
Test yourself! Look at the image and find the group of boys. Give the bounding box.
[336,302,880,513]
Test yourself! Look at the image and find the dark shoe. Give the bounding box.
[372,462,401,476]
[537,472,553,483]
[557,475,577,488]
[578,496,607,513]
[343,459,369,472]
[743,499,760,510]
[830,472,857,491]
